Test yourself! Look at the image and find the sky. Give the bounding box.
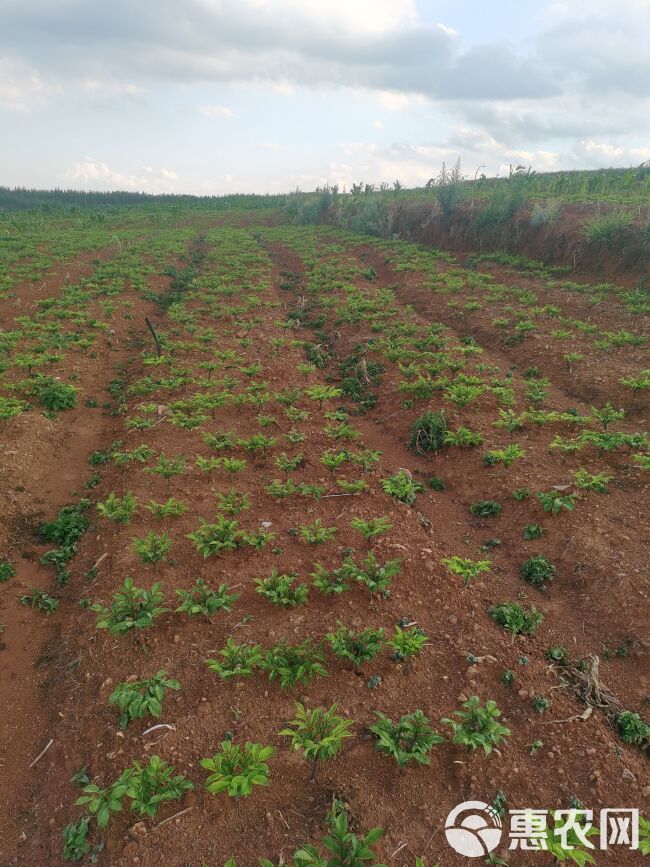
[1,0,649,194]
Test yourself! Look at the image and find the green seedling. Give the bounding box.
[441,696,510,754]
[370,709,444,768]
[280,702,354,782]
[175,579,239,619]
[109,670,180,729]
[201,742,275,797]
[205,639,263,680]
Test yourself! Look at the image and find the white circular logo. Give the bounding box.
[445,800,503,857]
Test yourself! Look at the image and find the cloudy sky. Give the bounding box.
[1,0,649,194]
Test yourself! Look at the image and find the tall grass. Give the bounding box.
[582,211,634,247]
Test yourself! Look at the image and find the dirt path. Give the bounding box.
[0,244,178,861]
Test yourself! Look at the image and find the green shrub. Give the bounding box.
[408,410,446,453]
[132,531,171,564]
[445,382,484,407]
[111,444,154,465]
[97,492,137,523]
[261,639,328,688]
[532,696,551,714]
[430,158,464,215]
[123,755,193,818]
[311,563,350,596]
[255,571,309,607]
[0,559,16,582]
[337,478,368,494]
[469,500,501,518]
[300,519,337,544]
[546,645,570,665]
[342,551,401,600]
[61,817,91,861]
[350,516,392,540]
[370,709,443,767]
[280,702,354,781]
[144,497,186,518]
[489,602,543,635]
[0,396,26,421]
[75,779,129,829]
[441,556,491,586]
[381,470,423,505]
[583,211,633,247]
[37,378,78,411]
[175,579,239,619]
[573,468,612,493]
[443,427,483,448]
[146,453,186,479]
[92,577,167,634]
[523,523,544,540]
[591,400,625,430]
[187,517,245,557]
[201,742,274,797]
[483,444,524,468]
[285,805,386,867]
[326,624,385,671]
[40,501,90,548]
[441,696,510,754]
[521,554,555,589]
[109,670,180,729]
[205,639,263,680]
[216,491,250,515]
[20,587,58,613]
[388,625,428,661]
[536,490,577,515]
[617,711,650,745]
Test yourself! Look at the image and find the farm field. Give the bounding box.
[0,204,648,866]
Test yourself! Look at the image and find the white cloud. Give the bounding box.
[0,1,557,102]
[81,79,143,96]
[0,58,54,112]
[376,90,428,112]
[225,0,418,36]
[198,104,235,118]
[581,140,624,159]
[64,158,180,192]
